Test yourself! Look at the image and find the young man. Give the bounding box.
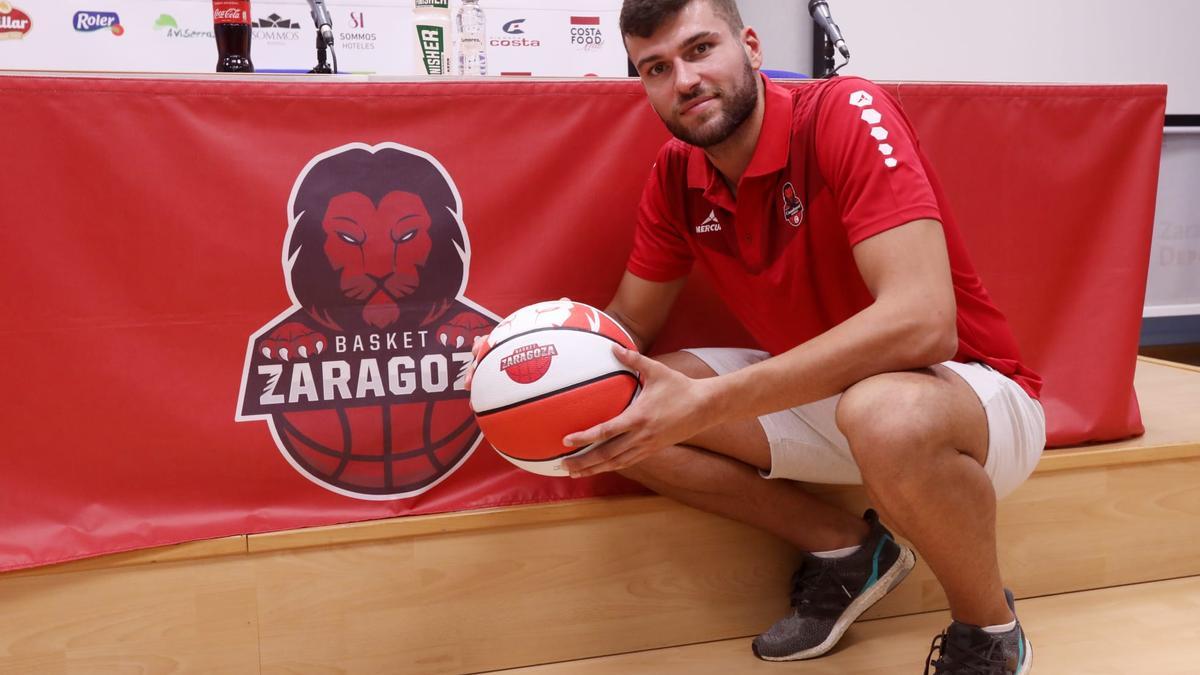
[558,1,1045,673]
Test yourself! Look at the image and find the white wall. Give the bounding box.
[831,0,1200,114]
[739,0,812,76]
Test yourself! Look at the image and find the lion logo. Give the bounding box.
[236,143,499,500]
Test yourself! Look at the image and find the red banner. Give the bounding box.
[0,76,1165,571]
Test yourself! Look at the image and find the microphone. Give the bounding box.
[808,0,849,60]
[306,0,334,45]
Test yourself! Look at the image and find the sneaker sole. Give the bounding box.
[756,544,917,661]
[1018,637,1033,674]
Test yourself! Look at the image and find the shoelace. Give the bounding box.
[924,630,1009,675]
[788,561,849,611]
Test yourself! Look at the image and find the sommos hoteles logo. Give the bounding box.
[236,143,499,500]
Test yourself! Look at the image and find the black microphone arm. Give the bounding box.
[306,0,334,46]
[809,0,850,60]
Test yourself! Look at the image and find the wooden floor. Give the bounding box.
[494,576,1200,674]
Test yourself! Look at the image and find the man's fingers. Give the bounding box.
[569,444,646,478]
[562,406,636,447]
[612,344,658,374]
[563,436,634,475]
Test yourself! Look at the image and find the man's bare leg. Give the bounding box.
[619,352,868,552]
[836,366,1012,627]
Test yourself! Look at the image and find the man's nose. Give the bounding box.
[674,60,701,96]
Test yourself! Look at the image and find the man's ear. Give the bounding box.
[741,26,763,70]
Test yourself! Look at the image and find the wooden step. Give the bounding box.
[493,576,1200,674]
[1,358,1198,674]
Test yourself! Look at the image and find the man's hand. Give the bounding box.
[463,335,487,391]
[561,345,719,477]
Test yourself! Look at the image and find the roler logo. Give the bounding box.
[73,11,123,36]
[499,344,559,384]
[237,142,499,500]
[0,3,32,40]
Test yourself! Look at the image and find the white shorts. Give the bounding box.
[682,348,1047,500]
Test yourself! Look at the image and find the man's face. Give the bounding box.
[625,1,762,148]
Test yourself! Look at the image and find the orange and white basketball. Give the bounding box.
[469,300,640,476]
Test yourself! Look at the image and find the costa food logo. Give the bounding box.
[236,143,500,500]
[499,344,559,384]
[0,3,32,40]
[569,15,603,50]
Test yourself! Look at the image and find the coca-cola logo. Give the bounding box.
[212,2,249,25]
[0,3,33,39]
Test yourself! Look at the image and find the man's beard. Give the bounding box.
[664,59,759,148]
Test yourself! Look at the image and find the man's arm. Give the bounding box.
[604,271,689,352]
[700,217,957,424]
[562,217,957,476]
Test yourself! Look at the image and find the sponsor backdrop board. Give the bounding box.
[0,75,1165,571]
[0,0,627,76]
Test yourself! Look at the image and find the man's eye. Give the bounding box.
[696,43,709,54]
[649,63,666,76]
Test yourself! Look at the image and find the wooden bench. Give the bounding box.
[2,357,1197,674]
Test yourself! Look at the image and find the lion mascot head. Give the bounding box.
[286,144,467,332]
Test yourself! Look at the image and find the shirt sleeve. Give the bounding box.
[815,79,943,246]
[625,148,694,282]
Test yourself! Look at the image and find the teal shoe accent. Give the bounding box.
[858,533,892,594]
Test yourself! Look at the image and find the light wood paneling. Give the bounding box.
[244,456,1200,673]
[494,576,1200,675]
[252,506,798,674]
[0,555,259,674]
[2,535,247,580]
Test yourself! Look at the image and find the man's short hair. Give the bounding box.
[619,0,745,39]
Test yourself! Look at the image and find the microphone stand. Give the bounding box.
[812,25,837,79]
[310,32,332,74]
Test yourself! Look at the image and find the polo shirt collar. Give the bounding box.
[686,73,793,196]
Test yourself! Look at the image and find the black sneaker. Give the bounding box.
[925,589,1032,674]
[752,509,916,661]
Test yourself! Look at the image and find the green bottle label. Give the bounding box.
[415,0,449,9]
[416,24,446,75]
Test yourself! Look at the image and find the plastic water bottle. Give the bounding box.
[456,0,487,76]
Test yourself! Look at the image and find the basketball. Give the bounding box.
[469,300,641,476]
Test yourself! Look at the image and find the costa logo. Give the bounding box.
[0,3,32,40]
[237,143,500,500]
[499,344,559,384]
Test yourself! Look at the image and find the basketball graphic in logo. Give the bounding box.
[236,143,500,500]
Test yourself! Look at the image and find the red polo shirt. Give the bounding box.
[627,75,1042,398]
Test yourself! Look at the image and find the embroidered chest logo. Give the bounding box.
[695,210,722,234]
[781,182,804,227]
